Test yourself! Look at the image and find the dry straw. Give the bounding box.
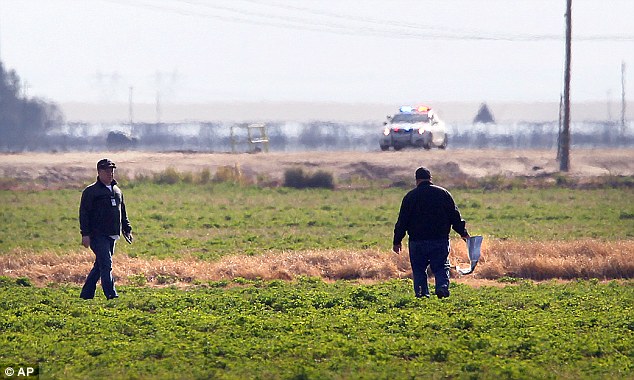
[1,239,633,286]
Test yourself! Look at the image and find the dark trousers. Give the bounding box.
[408,239,451,298]
[80,235,118,299]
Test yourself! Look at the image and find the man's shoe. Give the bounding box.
[435,288,450,299]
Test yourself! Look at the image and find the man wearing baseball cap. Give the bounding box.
[79,158,133,300]
[393,167,470,299]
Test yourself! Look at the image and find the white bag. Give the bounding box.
[457,235,483,275]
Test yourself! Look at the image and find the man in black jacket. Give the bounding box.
[79,158,133,300]
[393,167,469,298]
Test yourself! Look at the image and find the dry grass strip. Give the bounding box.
[1,239,633,287]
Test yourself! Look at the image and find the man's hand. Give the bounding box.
[392,243,402,254]
[81,236,90,248]
[123,232,133,244]
[461,233,470,242]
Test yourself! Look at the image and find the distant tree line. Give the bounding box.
[0,61,64,151]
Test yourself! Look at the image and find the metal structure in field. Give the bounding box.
[230,123,269,153]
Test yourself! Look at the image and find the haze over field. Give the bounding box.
[59,100,634,124]
[1,1,632,117]
[1,1,632,152]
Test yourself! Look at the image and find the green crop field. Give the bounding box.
[1,180,633,379]
[1,183,633,258]
[1,277,633,379]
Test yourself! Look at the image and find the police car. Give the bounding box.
[379,106,448,151]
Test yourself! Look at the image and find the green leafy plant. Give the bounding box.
[0,279,632,379]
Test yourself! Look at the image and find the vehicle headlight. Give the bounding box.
[383,127,390,136]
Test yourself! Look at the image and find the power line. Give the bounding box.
[218,0,503,37]
[100,0,634,42]
[101,0,389,38]
[197,0,634,42]
[234,0,553,41]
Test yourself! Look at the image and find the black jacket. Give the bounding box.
[79,177,132,237]
[393,181,467,244]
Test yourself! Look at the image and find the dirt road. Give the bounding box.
[1,149,632,188]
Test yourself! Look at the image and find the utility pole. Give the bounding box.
[128,86,134,125]
[156,90,161,125]
[557,94,563,160]
[0,2,3,62]
[22,81,29,99]
[559,0,572,172]
[606,90,612,122]
[622,61,627,135]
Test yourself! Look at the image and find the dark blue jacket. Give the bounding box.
[79,177,132,237]
[393,181,467,244]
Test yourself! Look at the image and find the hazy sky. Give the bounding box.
[1,0,633,105]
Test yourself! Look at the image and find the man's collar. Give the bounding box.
[96,176,117,187]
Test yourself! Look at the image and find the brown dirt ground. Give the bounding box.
[1,148,633,188]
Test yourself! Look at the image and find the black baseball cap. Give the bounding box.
[415,167,431,180]
[97,158,116,170]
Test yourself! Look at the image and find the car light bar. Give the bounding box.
[399,105,432,113]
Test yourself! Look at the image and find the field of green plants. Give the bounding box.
[1,182,633,258]
[1,178,634,379]
[1,276,633,379]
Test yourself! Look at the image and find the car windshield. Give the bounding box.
[390,113,430,124]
